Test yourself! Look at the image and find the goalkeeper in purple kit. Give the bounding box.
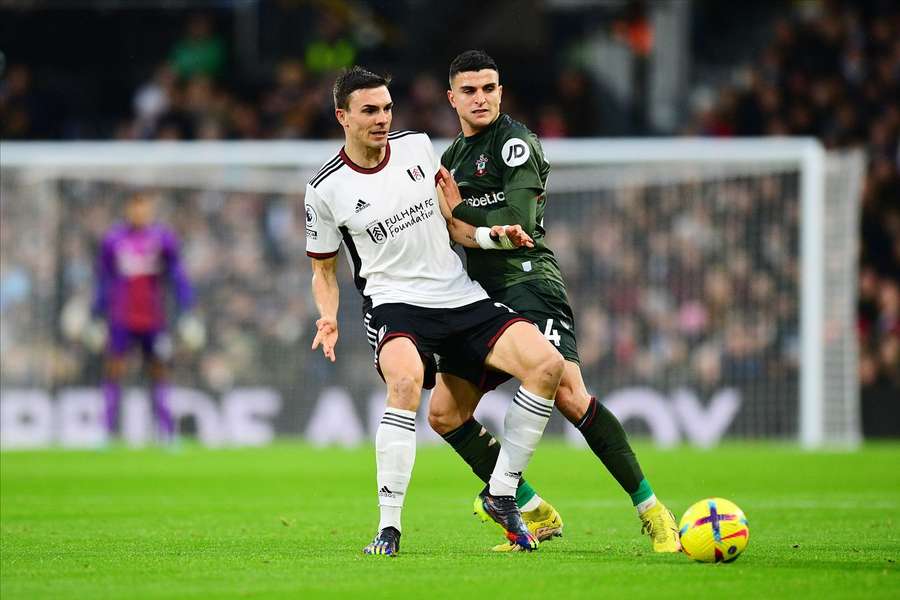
[91,190,201,443]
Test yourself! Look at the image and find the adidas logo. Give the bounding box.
[504,471,523,480]
[354,198,370,213]
[379,485,403,498]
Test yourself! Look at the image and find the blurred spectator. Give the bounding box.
[304,9,357,75]
[393,72,458,138]
[0,65,33,138]
[169,14,226,79]
[0,64,60,139]
[261,59,314,138]
[556,68,601,137]
[132,63,178,138]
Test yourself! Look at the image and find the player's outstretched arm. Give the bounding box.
[310,256,340,362]
[163,230,206,351]
[163,229,194,314]
[436,168,533,250]
[451,186,540,236]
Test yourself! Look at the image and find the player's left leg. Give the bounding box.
[477,321,563,550]
[555,361,680,552]
[102,356,127,437]
[101,324,133,439]
[482,321,563,494]
[428,374,541,509]
[147,359,175,443]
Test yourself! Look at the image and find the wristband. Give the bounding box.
[475,227,501,249]
[475,226,516,250]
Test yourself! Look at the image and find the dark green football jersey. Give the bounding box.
[441,113,564,293]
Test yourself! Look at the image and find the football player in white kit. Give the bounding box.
[305,67,565,556]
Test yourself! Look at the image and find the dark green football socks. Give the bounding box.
[441,418,537,508]
[442,398,653,509]
[575,396,653,505]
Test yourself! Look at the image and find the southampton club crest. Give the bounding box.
[474,153,489,177]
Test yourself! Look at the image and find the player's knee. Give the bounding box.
[521,349,564,398]
[387,374,422,410]
[536,350,565,388]
[427,408,457,436]
[427,402,469,435]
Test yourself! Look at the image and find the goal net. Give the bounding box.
[0,140,863,448]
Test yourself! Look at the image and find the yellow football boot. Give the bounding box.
[474,496,563,552]
[639,501,681,553]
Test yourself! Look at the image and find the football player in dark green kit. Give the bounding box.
[428,50,681,552]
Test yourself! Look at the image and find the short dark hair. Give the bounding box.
[448,50,499,83]
[333,66,391,110]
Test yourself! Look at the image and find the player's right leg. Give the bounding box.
[101,324,131,438]
[364,336,424,557]
[428,373,563,549]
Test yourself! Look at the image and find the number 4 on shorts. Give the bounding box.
[542,319,561,346]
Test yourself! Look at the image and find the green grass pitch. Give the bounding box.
[2,441,898,599]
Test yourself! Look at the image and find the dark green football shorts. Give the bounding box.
[436,278,579,391]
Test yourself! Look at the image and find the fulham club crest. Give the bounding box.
[474,154,489,177]
[366,222,388,244]
[406,165,425,182]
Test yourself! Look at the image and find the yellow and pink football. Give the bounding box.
[679,498,750,562]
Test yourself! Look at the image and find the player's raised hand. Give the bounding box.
[495,225,534,248]
[312,316,339,362]
[436,166,463,211]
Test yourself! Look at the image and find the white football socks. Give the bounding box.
[375,407,417,533]
[489,386,554,497]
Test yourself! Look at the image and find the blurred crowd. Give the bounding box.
[0,166,806,437]
[0,1,897,434]
[550,172,803,436]
[686,1,900,395]
[0,10,600,142]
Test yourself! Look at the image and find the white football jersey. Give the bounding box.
[305,131,488,309]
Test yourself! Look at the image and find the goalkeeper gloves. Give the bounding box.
[177,313,207,351]
[82,319,108,353]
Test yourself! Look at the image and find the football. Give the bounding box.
[679,498,750,562]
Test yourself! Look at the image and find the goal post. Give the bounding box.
[0,138,862,448]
